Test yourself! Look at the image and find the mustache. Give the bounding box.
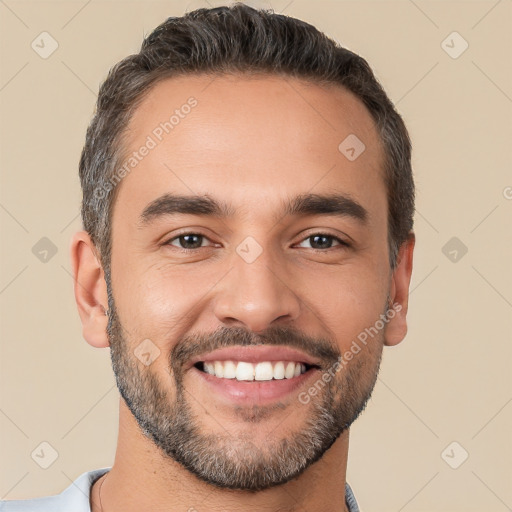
[171,325,340,371]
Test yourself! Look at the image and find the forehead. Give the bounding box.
[114,73,386,223]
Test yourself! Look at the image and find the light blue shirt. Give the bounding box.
[1,467,360,511]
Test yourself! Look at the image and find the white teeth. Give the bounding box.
[285,362,296,379]
[201,360,310,380]
[273,361,285,380]
[254,362,273,381]
[236,361,255,381]
[214,361,224,378]
[204,362,215,375]
[223,360,237,379]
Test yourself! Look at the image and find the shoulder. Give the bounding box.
[345,481,360,512]
[0,468,111,512]
[1,494,66,512]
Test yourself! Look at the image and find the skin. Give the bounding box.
[71,73,414,512]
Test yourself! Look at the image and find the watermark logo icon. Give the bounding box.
[134,338,161,366]
[442,237,468,263]
[32,237,58,263]
[441,31,468,59]
[338,134,366,161]
[236,236,263,264]
[31,441,59,469]
[441,441,469,469]
[31,32,59,59]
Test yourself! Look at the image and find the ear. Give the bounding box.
[70,231,109,348]
[384,232,415,347]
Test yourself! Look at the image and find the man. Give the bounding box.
[2,3,414,511]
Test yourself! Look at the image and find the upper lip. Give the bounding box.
[187,346,321,370]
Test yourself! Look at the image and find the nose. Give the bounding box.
[212,246,302,333]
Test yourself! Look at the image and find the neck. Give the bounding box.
[91,399,351,512]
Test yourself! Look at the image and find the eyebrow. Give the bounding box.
[138,192,368,227]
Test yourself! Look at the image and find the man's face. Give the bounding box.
[107,74,393,490]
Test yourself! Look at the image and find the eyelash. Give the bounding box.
[163,232,351,252]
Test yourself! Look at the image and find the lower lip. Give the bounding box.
[190,366,320,405]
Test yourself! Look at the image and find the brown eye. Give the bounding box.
[296,234,349,250]
[168,233,208,250]
[310,235,334,249]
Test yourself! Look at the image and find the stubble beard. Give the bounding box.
[106,287,384,491]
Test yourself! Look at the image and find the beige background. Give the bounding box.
[1,1,511,511]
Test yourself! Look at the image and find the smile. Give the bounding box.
[195,360,318,381]
[187,345,322,404]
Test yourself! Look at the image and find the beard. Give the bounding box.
[106,282,385,491]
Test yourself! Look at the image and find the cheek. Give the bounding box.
[296,262,389,348]
[110,258,218,341]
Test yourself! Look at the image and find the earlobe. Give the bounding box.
[70,231,110,348]
[384,233,415,347]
